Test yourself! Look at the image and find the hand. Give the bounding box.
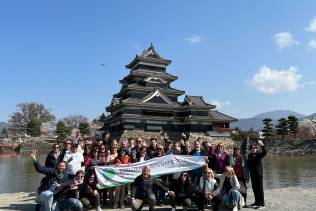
[30,150,37,161]
[168,191,175,197]
[257,140,264,146]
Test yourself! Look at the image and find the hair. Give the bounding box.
[215,143,225,153]
[178,171,192,191]
[224,166,235,177]
[204,167,214,178]
[142,166,150,172]
[53,143,60,148]
[76,170,85,176]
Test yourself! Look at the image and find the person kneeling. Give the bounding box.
[195,168,219,211]
[214,166,244,211]
[167,171,196,211]
[131,166,169,211]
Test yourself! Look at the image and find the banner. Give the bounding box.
[95,155,206,188]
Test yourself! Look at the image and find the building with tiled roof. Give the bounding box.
[101,44,237,138]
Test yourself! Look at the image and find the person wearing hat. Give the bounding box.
[247,139,267,209]
[230,146,249,206]
[63,141,84,178]
[164,139,173,155]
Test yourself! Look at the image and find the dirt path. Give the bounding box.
[0,187,315,211]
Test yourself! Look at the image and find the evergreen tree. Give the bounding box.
[262,118,274,140]
[1,128,9,138]
[56,121,68,140]
[26,118,42,137]
[287,115,299,138]
[275,118,288,139]
[79,122,90,136]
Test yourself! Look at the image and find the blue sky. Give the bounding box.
[1,0,316,122]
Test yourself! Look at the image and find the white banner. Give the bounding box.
[95,155,206,188]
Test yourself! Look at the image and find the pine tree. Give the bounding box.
[287,115,299,138]
[262,118,274,140]
[56,121,68,140]
[26,118,42,137]
[79,122,90,136]
[275,118,288,139]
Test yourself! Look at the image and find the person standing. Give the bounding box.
[247,139,267,209]
[63,142,84,178]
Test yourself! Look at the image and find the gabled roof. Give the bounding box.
[126,44,171,69]
[142,89,172,104]
[183,95,215,108]
[208,110,238,122]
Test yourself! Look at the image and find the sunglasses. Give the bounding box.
[54,147,60,149]
[181,174,188,177]
[65,142,71,145]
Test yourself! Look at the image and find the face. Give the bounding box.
[53,145,60,152]
[180,172,188,181]
[150,139,156,146]
[128,139,134,146]
[93,149,99,157]
[157,148,163,155]
[76,173,85,182]
[250,146,257,154]
[137,139,143,146]
[142,168,150,179]
[84,145,91,153]
[194,142,200,150]
[57,162,66,172]
[71,145,78,152]
[64,141,72,150]
[100,145,106,152]
[234,149,241,156]
[218,144,224,152]
[205,170,212,178]
[120,141,127,148]
[88,175,95,184]
[224,170,232,177]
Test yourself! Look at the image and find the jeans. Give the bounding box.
[223,189,241,208]
[38,190,54,211]
[59,198,83,211]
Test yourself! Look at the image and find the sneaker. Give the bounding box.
[256,206,265,209]
[171,207,176,211]
[232,206,238,211]
[119,204,125,209]
[96,206,103,211]
[249,203,258,208]
[112,203,118,209]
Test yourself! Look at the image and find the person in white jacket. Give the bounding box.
[214,166,243,211]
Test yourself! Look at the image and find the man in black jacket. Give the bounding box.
[131,166,171,211]
[247,139,267,209]
[31,150,69,211]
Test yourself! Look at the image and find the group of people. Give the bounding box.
[32,134,267,211]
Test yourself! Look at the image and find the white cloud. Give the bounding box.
[308,39,316,49]
[305,18,316,32]
[211,100,231,110]
[273,32,299,49]
[186,35,202,43]
[247,66,302,94]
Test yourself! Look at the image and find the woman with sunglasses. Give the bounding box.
[208,143,230,174]
[45,143,62,168]
[197,168,219,211]
[168,171,197,211]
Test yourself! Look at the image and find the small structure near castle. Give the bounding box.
[100,44,237,141]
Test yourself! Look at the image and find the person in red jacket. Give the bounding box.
[113,149,130,208]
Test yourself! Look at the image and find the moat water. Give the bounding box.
[0,153,315,193]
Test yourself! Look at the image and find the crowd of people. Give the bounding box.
[31,133,267,211]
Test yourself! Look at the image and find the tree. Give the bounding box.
[275,118,288,139]
[262,118,274,140]
[56,121,71,140]
[26,118,42,137]
[0,128,8,138]
[287,115,299,138]
[62,115,89,128]
[78,122,90,136]
[8,102,55,136]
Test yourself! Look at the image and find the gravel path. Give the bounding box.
[0,187,315,211]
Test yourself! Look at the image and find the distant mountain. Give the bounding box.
[254,110,306,119]
[303,113,316,120]
[232,110,307,131]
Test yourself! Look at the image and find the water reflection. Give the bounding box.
[263,156,316,189]
[0,153,315,193]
